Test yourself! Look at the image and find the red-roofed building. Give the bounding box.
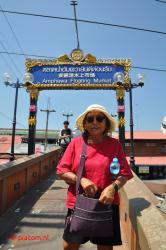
[125,131,166,180]
[0,135,22,164]
[0,135,22,153]
[125,131,166,140]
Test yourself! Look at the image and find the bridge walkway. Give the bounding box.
[0,172,129,250]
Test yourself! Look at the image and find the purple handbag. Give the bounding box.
[69,141,113,237]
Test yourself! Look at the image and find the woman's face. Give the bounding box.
[84,111,107,137]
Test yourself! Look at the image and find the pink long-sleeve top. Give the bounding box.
[57,136,133,208]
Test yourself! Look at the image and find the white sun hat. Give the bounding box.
[76,104,116,132]
[161,116,166,135]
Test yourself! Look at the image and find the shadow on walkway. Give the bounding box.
[0,172,129,250]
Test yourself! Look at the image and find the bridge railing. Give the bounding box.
[0,147,60,215]
[120,172,166,250]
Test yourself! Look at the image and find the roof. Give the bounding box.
[21,134,59,139]
[125,131,166,140]
[1,129,166,140]
[127,156,166,166]
[0,128,60,136]
[0,135,21,153]
[0,159,9,164]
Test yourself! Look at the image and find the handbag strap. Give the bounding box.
[76,140,87,194]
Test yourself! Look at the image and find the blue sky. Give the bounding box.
[0,0,165,131]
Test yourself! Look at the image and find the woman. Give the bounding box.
[57,104,133,250]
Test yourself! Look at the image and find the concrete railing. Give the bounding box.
[0,147,61,215]
[120,173,166,250]
[0,149,166,249]
[143,180,166,196]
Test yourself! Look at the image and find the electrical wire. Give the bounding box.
[0,39,22,77]
[0,111,27,128]
[0,9,166,36]
[0,4,26,80]
[155,0,166,3]
[0,50,55,58]
[0,52,18,78]
[0,50,166,73]
[132,65,166,73]
[1,4,165,131]
[0,4,26,59]
[0,8,166,75]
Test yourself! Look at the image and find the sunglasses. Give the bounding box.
[86,115,106,123]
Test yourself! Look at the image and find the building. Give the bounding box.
[0,128,60,163]
[125,131,166,180]
[0,129,166,180]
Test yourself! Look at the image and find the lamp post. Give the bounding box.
[3,72,34,161]
[4,74,23,161]
[114,72,126,150]
[24,73,38,155]
[127,75,144,173]
[114,72,144,173]
[161,116,166,135]
[62,112,73,122]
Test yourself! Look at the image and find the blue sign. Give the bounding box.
[30,64,125,85]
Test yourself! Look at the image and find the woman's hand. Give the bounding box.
[99,184,115,205]
[80,177,98,198]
